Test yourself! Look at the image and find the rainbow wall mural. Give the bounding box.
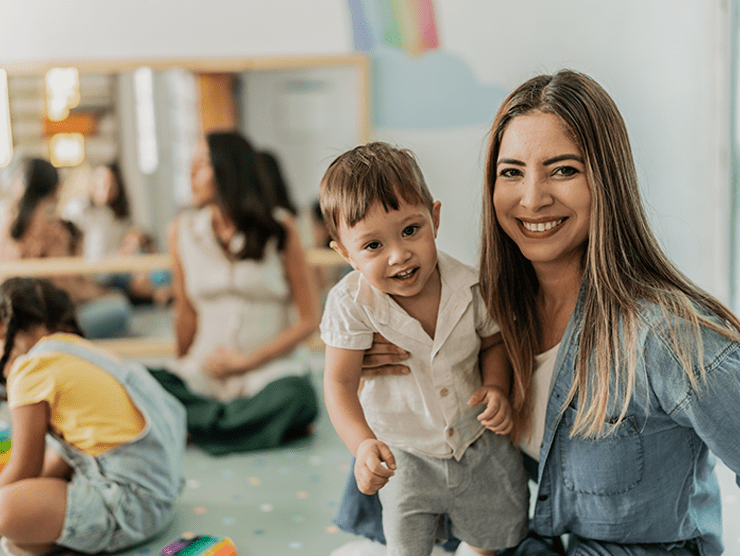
[347,0,439,56]
[346,0,505,129]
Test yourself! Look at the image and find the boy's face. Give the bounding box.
[332,199,441,300]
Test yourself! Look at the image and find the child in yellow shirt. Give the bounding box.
[0,277,186,556]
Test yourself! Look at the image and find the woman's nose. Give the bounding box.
[520,174,553,211]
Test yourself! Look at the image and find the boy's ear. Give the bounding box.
[432,201,441,237]
[330,240,356,269]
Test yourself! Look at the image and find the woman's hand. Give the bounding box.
[204,346,250,379]
[361,333,410,378]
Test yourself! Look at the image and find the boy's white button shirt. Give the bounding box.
[321,251,499,460]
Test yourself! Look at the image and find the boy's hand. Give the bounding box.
[354,438,396,495]
[468,386,513,435]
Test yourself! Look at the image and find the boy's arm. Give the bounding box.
[469,332,513,434]
[324,345,396,494]
[479,332,510,393]
[324,345,378,454]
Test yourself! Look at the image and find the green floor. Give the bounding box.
[3,301,740,556]
[115,359,358,556]
[0,350,360,556]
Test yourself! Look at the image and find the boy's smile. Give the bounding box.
[332,199,442,302]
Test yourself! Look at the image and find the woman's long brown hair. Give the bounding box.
[479,70,740,439]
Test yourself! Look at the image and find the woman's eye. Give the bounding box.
[364,241,381,251]
[555,165,579,177]
[402,225,418,237]
[498,167,521,179]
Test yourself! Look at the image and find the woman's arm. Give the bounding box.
[205,215,320,377]
[0,402,48,488]
[169,218,198,357]
[660,340,740,479]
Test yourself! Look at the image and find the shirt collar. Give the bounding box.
[353,251,479,325]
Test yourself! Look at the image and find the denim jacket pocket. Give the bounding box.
[559,406,644,495]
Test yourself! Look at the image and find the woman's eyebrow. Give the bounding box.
[496,158,525,167]
[543,154,584,165]
[497,154,584,167]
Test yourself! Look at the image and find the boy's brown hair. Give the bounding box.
[319,142,434,241]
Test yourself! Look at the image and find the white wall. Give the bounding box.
[396,0,731,301]
[0,0,352,62]
[0,0,732,301]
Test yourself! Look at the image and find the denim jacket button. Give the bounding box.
[538,494,549,501]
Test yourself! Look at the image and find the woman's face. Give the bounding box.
[190,139,217,207]
[493,111,591,273]
[91,166,118,207]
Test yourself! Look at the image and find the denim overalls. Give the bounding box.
[30,336,187,553]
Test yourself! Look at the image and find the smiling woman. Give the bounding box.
[333,69,740,556]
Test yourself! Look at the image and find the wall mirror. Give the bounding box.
[0,55,369,347]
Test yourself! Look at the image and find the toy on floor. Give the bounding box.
[0,421,10,472]
[161,536,236,556]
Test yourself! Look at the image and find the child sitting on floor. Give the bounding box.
[0,277,186,556]
[319,142,529,556]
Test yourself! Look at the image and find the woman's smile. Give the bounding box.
[519,217,565,235]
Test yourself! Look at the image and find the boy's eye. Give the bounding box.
[364,241,381,251]
[402,225,418,237]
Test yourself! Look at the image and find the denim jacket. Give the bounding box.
[533,288,740,556]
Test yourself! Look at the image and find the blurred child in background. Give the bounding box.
[0,277,186,555]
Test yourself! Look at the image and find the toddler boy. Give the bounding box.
[319,142,528,556]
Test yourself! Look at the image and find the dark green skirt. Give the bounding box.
[148,368,318,456]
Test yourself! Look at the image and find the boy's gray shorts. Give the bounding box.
[378,430,529,555]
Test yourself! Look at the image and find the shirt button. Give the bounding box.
[440,388,449,397]
[447,428,454,437]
